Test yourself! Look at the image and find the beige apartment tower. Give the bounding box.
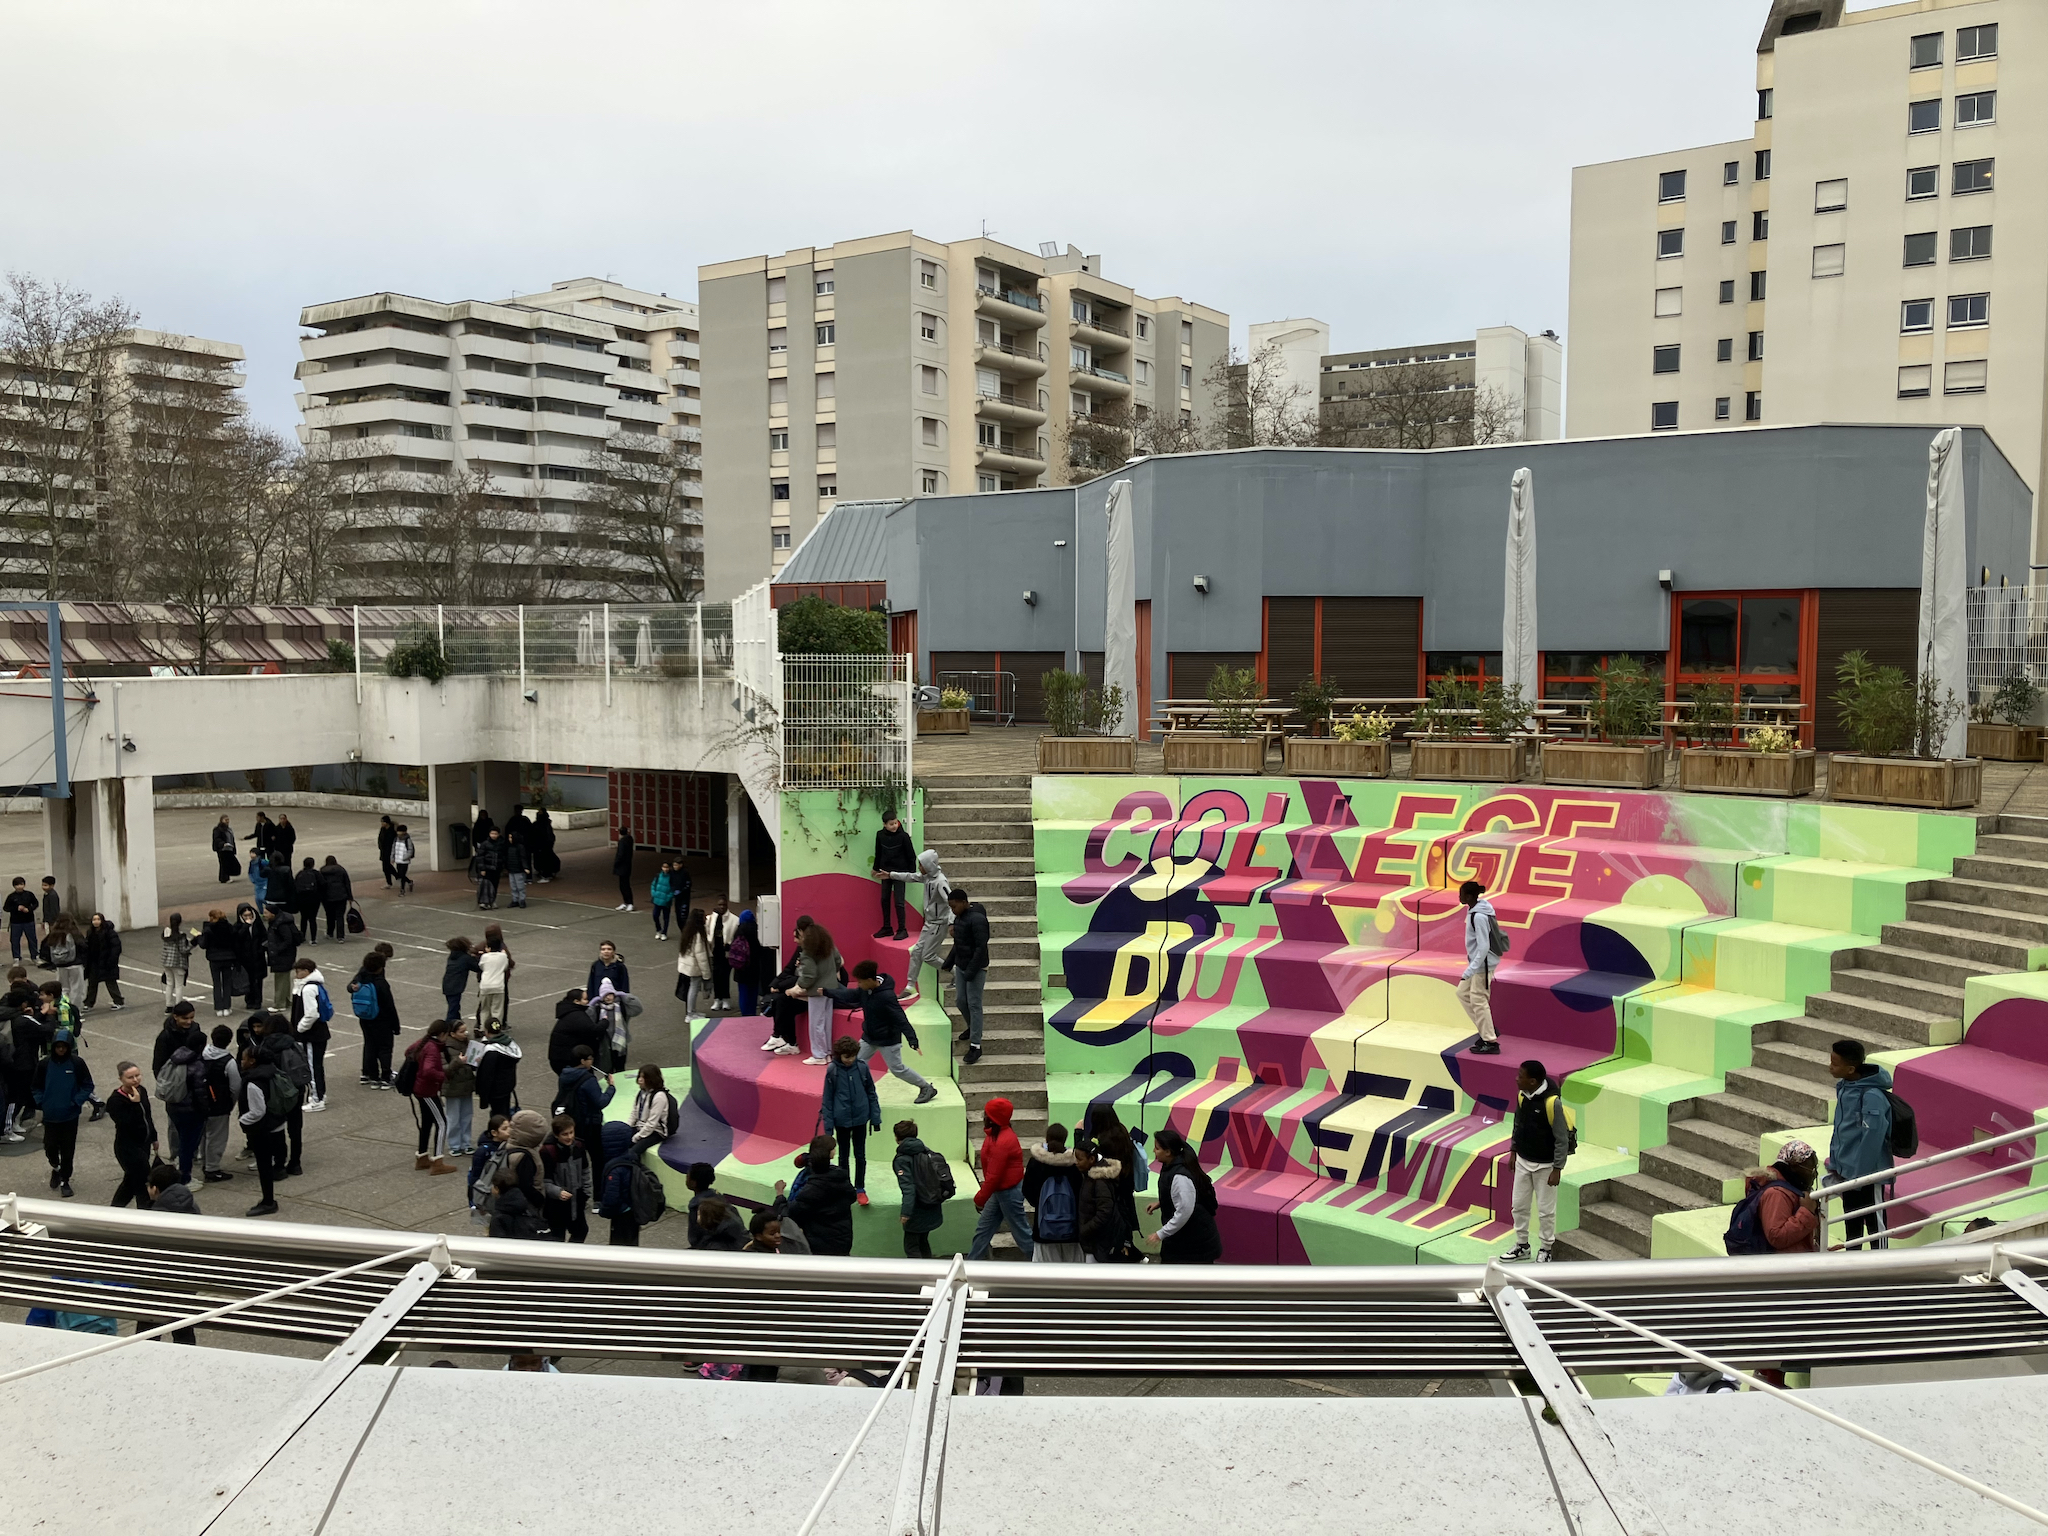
[1569,0,2048,551]
[697,232,1228,597]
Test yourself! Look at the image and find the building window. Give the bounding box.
[1755,149,1772,179]
[1907,165,1938,200]
[815,323,836,345]
[771,480,790,501]
[1812,243,1846,278]
[1723,160,1740,185]
[768,377,788,404]
[1676,593,1803,706]
[1909,31,1944,69]
[919,260,938,290]
[918,314,937,342]
[1135,315,1150,340]
[1757,88,1774,119]
[1958,91,1996,127]
[1716,337,1734,362]
[977,475,997,493]
[1747,330,1765,361]
[1945,359,1988,394]
[1071,391,1090,416]
[1652,344,1681,374]
[818,480,837,497]
[767,327,787,352]
[1721,220,1737,245]
[1656,228,1685,258]
[815,422,835,450]
[921,365,940,395]
[1959,23,1997,59]
[773,530,792,550]
[1715,396,1731,421]
[816,371,835,399]
[769,430,789,451]
[1135,359,1152,384]
[921,471,939,494]
[1752,210,1770,242]
[1903,231,1938,266]
[1179,365,1193,388]
[1814,178,1848,212]
[1898,365,1933,398]
[1070,298,1091,323]
[1948,293,1989,328]
[1749,270,1768,300]
[1070,345,1091,369]
[766,276,787,304]
[1651,401,1679,431]
[1180,320,1193,345]
[1953,158,1994,195]
[1658,169,1687,202]
[1901,298,1935,332]
[921,416,939,446]
[976,421,998,446]
[975,367,999,396]
[1908,99,1941,134]
[1719,279,1735,303]
[815,275,834,295]
[1951,225,1993,261]
[1744,391,1762,422]
[1654,286,1683,317]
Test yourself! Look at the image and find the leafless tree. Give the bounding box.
[1468,383,1524,446]
[1062,401,1137,483]
[0,274,138,597]
[249,439,383,604]
[370,466,563,605]
[1323,358,1483,449]
[578,428,703,599]
[1214,341,1321,449]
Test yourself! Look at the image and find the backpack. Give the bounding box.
[1723,1175,1790,1256]
[311,983,333,1025]
[470,1143,511,1216]
[1882,1088,1919,1158]
[728,934,752,972]
[392,1049,420,1097]
[630,1162,667,1225]
[266,1068,303,1119]
[1472,905,1511,960]
[155,1056,191,1106]
[596,1155,636,1218]
[350,983,380,1021]
[346,902,366,935]
[1036,1170,1079,1242]
[910,1147,955,1207]
[272,1040,312,1091]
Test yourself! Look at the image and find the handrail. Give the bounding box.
[1822,1121,2044,1203]
[1817,1119,2048,1248]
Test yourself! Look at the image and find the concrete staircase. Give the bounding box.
[921,775,1046,1145]
[1557,814,2041,1261]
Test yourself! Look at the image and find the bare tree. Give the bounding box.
[1468,383,1525,446]
[248,439,382,604]
[371,466,563,605]
[578,429,703,599]
[0,274,138,597]
[1323,358,1482,449]
[1062,401,1138,483]
[1214,341,1321,449]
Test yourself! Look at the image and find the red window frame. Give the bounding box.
[1668,589,1818,744]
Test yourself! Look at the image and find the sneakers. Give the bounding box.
[283,1164,303,1178]
[1468,1040,1501,1055]
[3,1131,23,1144]
[1536,1247,1555,1263]
[893,929,908,941]
[914,1084,938,1104]
[246,1200,279,1217]
[204,1170,234,1182]
[963,1046,981,1066]
[655,931,670,941]
[616,903,635,912]
[774,1042,801,1056]
[958,1028,971,1043]
[856,1190,870,1206]
[803,1057,828,1066]
[872,927,895,939]
[304,1097,325,1112]
[376,1079,393,1091]
[48,1168,59,1189]
[59,1182,73,1198]
[359,1075,376,1087]
[1502,1243,1532,1263]
[760,1038,782,1051]
[87,1102,106,1123]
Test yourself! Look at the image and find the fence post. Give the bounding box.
[436,604,444,656]
[518,605,526,697]
[695,600,703,709]
[352,605,361,706]
[603,602,612,707]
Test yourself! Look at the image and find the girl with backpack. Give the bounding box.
[674,908,713,1021]
[1146,1125,1222,1264]
[1022,1124,1086,1262]
[650,863,675,939]
[402,1020,456,1174]
[290,958,332,1111]
[627,1063,680,1156]
[348,952,400,1088]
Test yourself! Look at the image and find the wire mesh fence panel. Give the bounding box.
[1968,588,2048,705]
[935,670,1015,724]
[781,654,910,798]
[441,607,522,676]
[517,604,731,678]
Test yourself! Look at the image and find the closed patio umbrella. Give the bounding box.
[1502,467,1538,721]
[1919,428,1967,757]
[634,617,655,668]
[1103,478,1137,734]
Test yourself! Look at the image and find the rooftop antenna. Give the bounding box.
[981,219,996,239]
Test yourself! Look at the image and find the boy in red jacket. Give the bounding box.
[968,1096,1034,1259]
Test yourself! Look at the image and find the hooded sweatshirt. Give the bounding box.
[1828,1063,1896,1182]
[151,1181,201,1215]
[819,1055,882,1132]
[872,822,916,875]
[472,1031,522,1106]
[892,1135,946,1234]
[943,902,990,975]
[31,1033,93,1123]
[1022,1143,1085,1243]
[822,972,921,1050]
[201,1039,242,1117]
[293,968,332,1051]
[974,1096,1024,1206]
[1462,896,1500,980]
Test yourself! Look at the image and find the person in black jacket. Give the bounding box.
[1145,1125,1221,1264]
[530,809,559,882]
[210,816,237,883]
[199,908,240,1017]
[941,887,992,1065]
[472,1019,521,1120]
[233,903,266,1011]
[376,816,397,888]
[264,908,301,1011]
[317,857,352,940]
[273,814,298,869]
[824,961,936,1102]
[81,911,124,1010]
[775,1133,858,1256]
[106,1060,160,1209]
[348,951,400,1087]
[4,992,51,1138]
[585,942,629,998]
[548,989,601,1073]
[290,858,322,944]
[612,825,637,911]
[472,828,505,910]
[870,813,916,939]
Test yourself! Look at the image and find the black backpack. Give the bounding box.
[910,1147,955,1207]
[1723,1177,1787,1255]
[1882,1088,1918,1158]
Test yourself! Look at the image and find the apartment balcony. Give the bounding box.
[975,391,1048,427]
[976,443,1047,477]
[674,421,702,443]
[455,401,536,434]
[975,287,1047,330]
[667,367,701,391]
[533,409,613,440]
[302,327,451,364]
[307,397,456,433]
[349,432,456,463]
[302,361,454,400]
[1070,315,1131,351]
[974,340,1047,379]
[1071,364,1132,399]
[607,396,669,427]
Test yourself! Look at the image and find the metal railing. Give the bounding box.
[977,285,1044,313]
[935,669,1015,724]
[1818,1119,2048,1249]
[780,652,912,802]
[350,602,732,685]
[1968,584,2048,704]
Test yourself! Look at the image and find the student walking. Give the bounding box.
[1147,1126,1221,1264]
[674,908,713,1020]
[905,850,951,997]
[211,816,238,883]
[391,825,415,895]
[1504,1059,1571,1263]
[1459,879,1503,1056]
[31,1029,92,1197]
[940,887,989,1065]
[443,936,481,1023]
[650,863,675,938]
[159,915,193,1007]
[292,858,322,943]
[81,912,124,1011]
[968,1097,1033,1260]
[871,812,916,939]
[820,1035,882,1200]
[1827,1039,1896,1250]
[290,959,332,1110]
[892,1119,947,1258]
[825,960,937,1102]
[41,916,84,1008]
[106,1061,160,1210]
[403,1022,456,1173]
[792,921,843,1065]
[377,816,398,888]
[1022,1124,1087,1262]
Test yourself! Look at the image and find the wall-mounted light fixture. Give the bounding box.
[1192,575,1210,595]
[1053,539,1068,548]
[1022,590,1038,606]
[522,688,538,703]
[1657,569,1674,590]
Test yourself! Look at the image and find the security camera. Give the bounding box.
[120,737,136,753]
[1192,574,1210,595]
[1023,589,1038,606]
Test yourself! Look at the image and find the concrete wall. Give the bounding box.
[700,264,772,600]
[836,247,917,507]
[876,424,2032,669]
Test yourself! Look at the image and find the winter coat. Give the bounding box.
[472,837,504,877]
[820,1056,881,1132]
[556,1063,614,1128]
[892,1136,946,1234]
[106,1085,158,1153]
[629,1088,678,1143]
[153,1017,194,1077]
[1462,896,1500,979]
[317,864,352,903]
[473,1039,521,1107]
[273,821,297,866]
[478,950,511,994]
[211,823,236,856]
[31,1039,93,1123]
[293,866,320,902]
[1077,1157,1126,1251]
[823,974,919,1050]
[781,1159,857,1256]
[1743,1165,1821,1253]
[612,831,635,875]
[441,1037,476,1098]
[794,944,842,994]
[1828,1065,1896,1182]
[151,1181,200,1215]
[8,1009,50,1073]
[232,914,266,977]
[974,1097,1024,1206]
[348,970,399,1035]
[872,824,917,875]
[942,903,990,975]
[200,1043,241,1117]
[692,1205,747,1251]
[650,871,673,908]
[489,1186,545,1241]
[292,970,332,1052]
[405,1034,447,1099]
[677,931,713,980]
[548,999,605,1074]
[264,913,300,973]
[160,927,194,974]
[82,925,122,983]
[443,951,482,996]
[587,956,630,996]
[1021,1145,1085,1243]
[540,1135,592,1204]
[200,917,239,965]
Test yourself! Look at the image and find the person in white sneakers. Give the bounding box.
[1504,1058,1571,1263]
[674,908,713,1022]
[290,958,332,1111]
[612,825,637,911]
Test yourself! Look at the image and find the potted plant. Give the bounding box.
[917,684,973,736]
[1409,671,1530,782]
[1290,675,1342,738]
[1542,654,1667,788]
[1286,706,1393,776]
[1035,669,1136,772]
[1164,665,1266,774]
[1966,669,2043,761]
[1676,675,1816,796]
[1826,651,1980,808]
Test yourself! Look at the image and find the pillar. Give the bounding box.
[727,774,749,906]
[41,777,156,928]
[42,794,94,920]
[477,760,523,822]
[424,763,472,873]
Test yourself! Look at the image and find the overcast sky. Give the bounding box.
[6,1,1768,434]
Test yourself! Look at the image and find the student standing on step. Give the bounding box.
[1505,1059,1570,1263]
[904,850,951,1001]
[871,812,916,940]
[1826,1040,1895,1250]
[1458,880,1502,1056]
[940,887,990,1065]
[791,921,843,1065]
[967,1096,1033,1260]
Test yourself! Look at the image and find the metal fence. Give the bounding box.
[935,669,1015,724]
[350,603,733,683]
[780,653,911,802]
[1968,586,2048,704]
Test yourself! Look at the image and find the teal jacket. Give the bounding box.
[650,872,673,907]
[1828,1064,1894,1181]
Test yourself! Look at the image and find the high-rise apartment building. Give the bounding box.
[1321,327,1564,445]
[1569,0,2047,550]
[296,280,700,599]
[697,232,1227,597]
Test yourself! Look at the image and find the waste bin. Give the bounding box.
[448,823,472,863]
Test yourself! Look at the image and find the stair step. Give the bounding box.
[1578,1200,1653,1252]
[1998,815,2048,839]
[1926,877,2048,918]
[1826,967,1965,1016]
[922,775,1032,790]
[1639,1143,1742,1202]
[1878,920,2038,970]
[1856,944,2004,990]
[1953,853,2048,891]
[1724,1064,1832,1119]
[1972,832,2048,862]
[1687,1090,1801,1140]
[934,841,1035,862]
[954,1050,1044,1071]
[1771,1011,1922,1058]
[958,1082,1047,1110]
[1906,899,2048,944]
[1750,1037,1834,1082]
[1667,1114,1761,1167]
[1606,1173,1707,1218]
[1550,1226,1640,1263]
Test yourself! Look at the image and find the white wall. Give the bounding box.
[1247,317,1329,418]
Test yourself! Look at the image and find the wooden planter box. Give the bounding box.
[1827,754,1983,809]
[1966,722,2042,762]
[1540,741,1668,789]
[916,708,970,736]
[1035,735,1136,773]
[1679,748,1817,797]
[1162,732,1267,775]
[1283,736,1391,777]
[1409,737,1529,783]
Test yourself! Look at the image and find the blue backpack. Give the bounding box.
[1723,1175,1789,1256]
[1037,1170,1079,1242]
[349,983,380,1022]
[312,983,334,1024]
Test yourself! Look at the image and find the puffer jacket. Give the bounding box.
[405,1034,447,1099]
[819,1056,880,1132]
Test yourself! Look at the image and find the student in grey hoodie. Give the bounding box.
[1457,879,1502,1056]
[903,848,951,999]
